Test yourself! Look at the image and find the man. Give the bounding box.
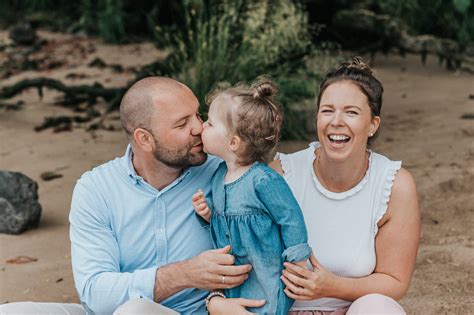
[0,77,264,314]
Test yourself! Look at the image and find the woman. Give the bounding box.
[207,57,420,314]
[273,57,420,314]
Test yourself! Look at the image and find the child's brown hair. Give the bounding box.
[206,77,282,165]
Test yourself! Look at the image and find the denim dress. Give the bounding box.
[209,161,312,314]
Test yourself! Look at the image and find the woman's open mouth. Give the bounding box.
[327,134,351,144]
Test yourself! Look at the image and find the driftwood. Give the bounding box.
[332,9,474,70]
[0,78,125,131]
[0,55,176,131]
[1,11,471,132]
[0,78,124,107]
[0,101,24,111]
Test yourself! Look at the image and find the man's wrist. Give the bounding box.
[178,258,193,288]
[153,261,190,302]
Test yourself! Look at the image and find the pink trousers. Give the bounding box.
[288,293,406,315]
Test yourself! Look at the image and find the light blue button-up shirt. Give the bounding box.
[69,146,220,314]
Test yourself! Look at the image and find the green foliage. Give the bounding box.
[0,0,80,29]
[0,0,177,43]
[78,0,127,43]
[375,0,474,45]
[155,0,322,139]
[0,0,332,139]
[97,0,126,43]
[453,0,471,13]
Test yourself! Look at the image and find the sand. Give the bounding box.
[0,30,473,314]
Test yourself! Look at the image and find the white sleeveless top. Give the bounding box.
[277,142,401,311]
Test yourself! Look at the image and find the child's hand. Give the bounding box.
[192,189,211,222]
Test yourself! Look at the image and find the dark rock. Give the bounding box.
[8,22,38,46]
[110,64,124,73]
[88,57,107,68]
[0,171,42,234]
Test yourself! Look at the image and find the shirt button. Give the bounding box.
[225,233,229,238]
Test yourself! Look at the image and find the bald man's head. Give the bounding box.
[119,77,193,139]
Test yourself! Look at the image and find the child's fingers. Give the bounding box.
[192,191,204,201]
[199,207,210,215]
[197,203,208,211]
[192,197,206,206]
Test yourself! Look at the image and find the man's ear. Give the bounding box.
[228,135,241,152]
[133,128,154,152]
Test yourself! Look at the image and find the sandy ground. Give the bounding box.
[0,30,473,314]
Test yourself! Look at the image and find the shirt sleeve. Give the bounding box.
[255,171,312,262]
[69,178,157,314]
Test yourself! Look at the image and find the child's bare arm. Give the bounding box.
[192,189,211,222]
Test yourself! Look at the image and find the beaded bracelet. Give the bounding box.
[205,291,226,311]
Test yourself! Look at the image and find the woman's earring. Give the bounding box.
[369,132,374,137]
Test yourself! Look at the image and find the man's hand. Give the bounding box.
[192,189,211,222]
[185,245,251,289]
[207,297,266,315]
[154,245,251,302]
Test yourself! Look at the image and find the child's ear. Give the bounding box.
[228,135,241,152]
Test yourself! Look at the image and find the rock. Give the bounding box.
[0,171,42,234]
[8,22,38,46]
[88,57,107,68]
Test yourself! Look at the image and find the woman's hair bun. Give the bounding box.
[338,56,373,75]
[251,76,278,99]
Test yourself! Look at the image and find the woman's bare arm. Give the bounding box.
[268,159,284,175]
[282,167,421,301]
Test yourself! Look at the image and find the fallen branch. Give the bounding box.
[0,78,125,108]
[0,55,176,131]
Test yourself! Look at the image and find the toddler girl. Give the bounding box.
[192,79,311,314]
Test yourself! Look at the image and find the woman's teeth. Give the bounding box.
[328,134,350,142]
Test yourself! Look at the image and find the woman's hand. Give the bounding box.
[281,254,338,300]
[208,297,266,315]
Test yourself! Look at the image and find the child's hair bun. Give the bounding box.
[338,56,373,75]
[252,76,278,99]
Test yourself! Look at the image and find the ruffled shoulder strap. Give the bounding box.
[275,142,317,184]
[371,153,402,235]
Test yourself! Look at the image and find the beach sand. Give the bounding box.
[1,30,473,313]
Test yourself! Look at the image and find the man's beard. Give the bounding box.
[151,136,207,169]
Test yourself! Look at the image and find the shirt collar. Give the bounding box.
[124,145,141,184]
[123,144,192,188]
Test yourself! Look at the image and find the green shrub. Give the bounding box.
[155,0,324,139]
[376,0,474,45]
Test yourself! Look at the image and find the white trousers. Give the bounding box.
[0,299,179,315]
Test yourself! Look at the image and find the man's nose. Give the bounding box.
[191,118,203,136]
